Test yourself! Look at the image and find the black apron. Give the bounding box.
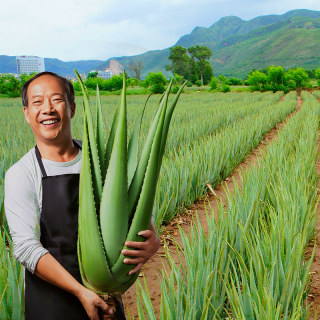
[24,140,126,320]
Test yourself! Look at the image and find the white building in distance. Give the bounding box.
[88,69,113,80]
[98,70,112,80]
[16,56,45,75]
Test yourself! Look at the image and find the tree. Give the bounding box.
[128,61,143,80]
[267,66,285,90]
[173,73,184,85]
[227,78,243,85]
[166,46,192,79]
[210,77,218,90]
[144,72,167,94]
[218,75,228,84]
[247,70,268,91]
[20,72,37,85]
[188,45,213,85]
[88,71,98,78]
[286,68,310,89]
[201,61,214,85]
[0,74,21,97]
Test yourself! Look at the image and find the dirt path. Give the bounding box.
[306,95,320,319]
[123,94,301,319]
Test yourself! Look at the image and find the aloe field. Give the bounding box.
[1,90,320,319]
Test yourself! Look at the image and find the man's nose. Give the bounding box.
[41,99,55,113]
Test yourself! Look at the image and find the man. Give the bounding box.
[4,71,160,320]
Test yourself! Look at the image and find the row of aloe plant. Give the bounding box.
[0,91,286,232]
[0,227,24,319]
[135,91,320,319]
[154,91,297,226]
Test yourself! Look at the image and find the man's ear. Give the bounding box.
[70,102,76,119]
[23,107,30,124]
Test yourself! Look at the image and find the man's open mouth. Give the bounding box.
[41,119,59,125]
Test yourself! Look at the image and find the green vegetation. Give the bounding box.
[0,228,24,319]
[0,89,314,318]
[247,65,312,92]
[0,73,36,97]
[136,91,318,319]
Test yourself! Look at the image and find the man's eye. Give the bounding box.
[33,101,41,104]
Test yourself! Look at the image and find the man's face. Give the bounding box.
[23,75,75,144]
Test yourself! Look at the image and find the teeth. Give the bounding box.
[42,119,58,125]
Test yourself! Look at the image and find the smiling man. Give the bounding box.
[4,71,160,320]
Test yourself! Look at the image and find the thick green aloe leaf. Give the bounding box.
[96,85,106,178]
[104,104,119,171]
[100,75,129,267]
[111,84,169,283]
[78,117,117,292]
[127,82,172,219]
[74,70,102,205]
[127,93,151,186]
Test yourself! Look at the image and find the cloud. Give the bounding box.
[1,0,320,61]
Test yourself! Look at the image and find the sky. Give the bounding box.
[1,0,320,62]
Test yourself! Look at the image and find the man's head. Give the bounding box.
[22,72,76,144]
[21,71,74,107]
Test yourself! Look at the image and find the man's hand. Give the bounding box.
[122,223,160,275]
[35,253,114,320]
[77,287,114,320]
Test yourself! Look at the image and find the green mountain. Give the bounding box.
[2,9,320,78]
[102,9,320,78]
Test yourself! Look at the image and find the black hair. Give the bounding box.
[21,71,75,107]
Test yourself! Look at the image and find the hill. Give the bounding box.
[102,9,320,78]
[2,9,320,78]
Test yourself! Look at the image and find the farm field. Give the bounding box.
[1,90,320,319]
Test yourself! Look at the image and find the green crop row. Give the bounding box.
[154,91,296,226]
[0,91,285,228]
[136,91,319,319]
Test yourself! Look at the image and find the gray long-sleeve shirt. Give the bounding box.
[4,147,82,273]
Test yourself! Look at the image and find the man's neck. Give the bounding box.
[35,137,79,162]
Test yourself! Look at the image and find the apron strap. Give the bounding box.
[35,145,48,177]
[35,140,82,177]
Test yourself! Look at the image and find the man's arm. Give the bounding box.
[34,253,114,320]
[34,222,160,319]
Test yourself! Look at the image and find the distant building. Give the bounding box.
[87,69,112,80]
[98,70,112,80]
[16,56,45,75]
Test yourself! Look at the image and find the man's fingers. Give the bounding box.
[123,257,145,264]
[96,300,113,320]
[122,249,146,257]
[137,229,154,238]
[128,263,143,275]
[125,240,149,249]
[98,300,113,314]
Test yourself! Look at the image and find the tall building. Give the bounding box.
[16,56,45,75]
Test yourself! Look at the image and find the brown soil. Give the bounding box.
[306,95,320,319]
[122,94,301,319]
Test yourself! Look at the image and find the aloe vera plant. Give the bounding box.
[75,70,185,294]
